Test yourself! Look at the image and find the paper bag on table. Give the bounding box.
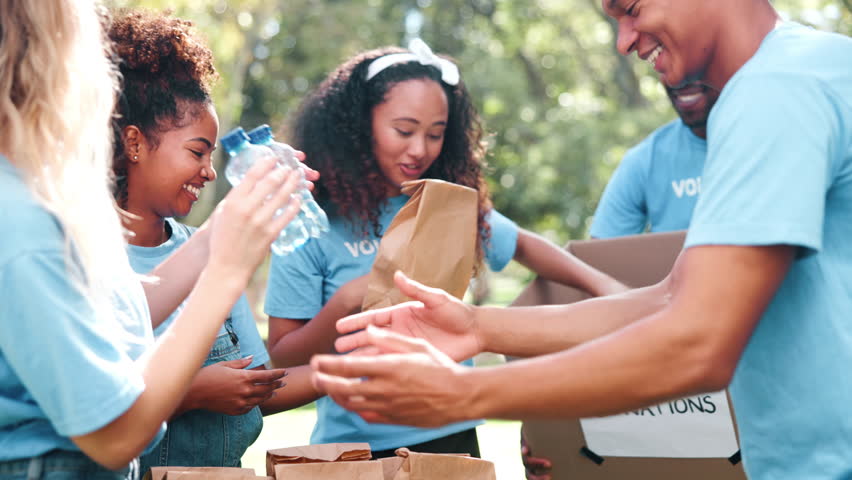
[265,443,371,476]
[362,179,478,311]
[273,461,384,480]
[163,473,271,480]
[379,448,496,480]
[144,467,257,480]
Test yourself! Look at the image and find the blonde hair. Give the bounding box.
[0,1,136,319]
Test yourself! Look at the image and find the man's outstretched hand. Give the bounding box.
[334,271,484,362]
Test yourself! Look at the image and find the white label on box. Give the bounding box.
[579,390,739,458]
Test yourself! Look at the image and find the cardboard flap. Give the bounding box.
[511,231,686,309]
[567,230,685,286]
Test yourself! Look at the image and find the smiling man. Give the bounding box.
[590,80,717,238]
[310,2,852,479]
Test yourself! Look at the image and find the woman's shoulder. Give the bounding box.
[0,168,67,264]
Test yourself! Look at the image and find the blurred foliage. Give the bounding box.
[110,0,851,244]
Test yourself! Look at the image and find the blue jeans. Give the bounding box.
[139,319,263,474]
[0,450,136,480]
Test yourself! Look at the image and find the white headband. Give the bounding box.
[365,38,460,86]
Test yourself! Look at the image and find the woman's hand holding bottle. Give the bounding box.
[207,156,302,285]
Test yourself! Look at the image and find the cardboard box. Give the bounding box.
[511,230,746,480]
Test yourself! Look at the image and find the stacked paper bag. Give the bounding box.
[274,461,384,480]
[380,448,496,480]
[143,466,271,480]
[265,443,372,476]
[161,474,272,480]
[265,444,496,480]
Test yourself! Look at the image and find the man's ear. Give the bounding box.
[122,125,144,164]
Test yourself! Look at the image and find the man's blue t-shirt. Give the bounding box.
[127,218,268,369]
[265,195,518,451]
[685,23,852,480]
[0,156,163,461]
[590,119,705,237]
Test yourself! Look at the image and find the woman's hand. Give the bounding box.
[293,150,320,190]
[181,358,287,416]
[521,432,553,480]
[207,157,302,285]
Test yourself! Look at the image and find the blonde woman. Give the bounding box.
[0,1,301,478]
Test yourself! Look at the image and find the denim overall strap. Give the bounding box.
[25,456,41,480]
[138,316,263,474]
[223,317,239,348]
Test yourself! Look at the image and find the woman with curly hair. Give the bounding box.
[108,9,322,474]
[0,1,301,478]
[263,40,626,458]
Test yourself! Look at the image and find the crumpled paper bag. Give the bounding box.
[265,443,371,476]
[143,467,262,480]
[379,448,496,480]
[362,179,478,311]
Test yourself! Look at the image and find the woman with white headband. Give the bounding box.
[263,39,627,457]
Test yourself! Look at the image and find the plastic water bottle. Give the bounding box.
[247,125,330,237]
[220,127,310,255]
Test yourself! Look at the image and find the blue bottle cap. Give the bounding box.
[247,124,274,145]
[220,127,250,155]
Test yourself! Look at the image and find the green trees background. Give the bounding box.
[111,0,850,244]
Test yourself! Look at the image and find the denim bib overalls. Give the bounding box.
[139,317,263,473]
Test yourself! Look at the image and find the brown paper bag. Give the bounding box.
[144,467,257,480]
[379,456,406,479]
[265,443,371,476]
[361,179,478,311]
[380,448,496,480]
[164,474,271,480]
[273,461,384,480]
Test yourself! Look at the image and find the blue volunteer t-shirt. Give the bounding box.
[127,218,268,369]
[0,155,163,461]
[265,195,518,450]
[685,23,852,480]
[590,119,705,237]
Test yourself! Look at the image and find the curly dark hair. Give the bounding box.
[290,46,493,266]
[108,9,217,206]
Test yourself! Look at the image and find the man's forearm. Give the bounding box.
[466,303,716,422]
[476,282,671,358]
